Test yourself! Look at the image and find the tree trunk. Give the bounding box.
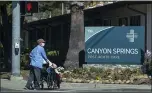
[1,4,10,72]
[64,2,85,69]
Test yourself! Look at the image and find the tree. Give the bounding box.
[38,1,64,17]
[64,2,85,69]
[25,1,68,22]
[0,2,12,71]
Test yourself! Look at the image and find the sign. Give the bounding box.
[25,1,38,16]
[26,2,32,12]
[85,26,145,64]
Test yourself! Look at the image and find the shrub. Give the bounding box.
[141,50,152,76]
[0,42,3,48]
[47,50,59,56]
[21,53,29,70]
[61,67,145,82]
[20,48,31,70]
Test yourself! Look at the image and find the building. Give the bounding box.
[23,1,152,52]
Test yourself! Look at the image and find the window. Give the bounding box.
[130,15,141,26]
[103,19,111,26]
[85,19,94,26]
[46,28,50,41]
[119,17,128,26]
[94,19,102,26]
[29,30,35,41]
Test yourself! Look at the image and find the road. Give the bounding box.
[1,87,152,92]
[1,79,152,92]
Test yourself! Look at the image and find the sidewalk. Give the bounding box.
[0,79,151,91]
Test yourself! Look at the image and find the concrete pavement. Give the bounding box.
[0,79,152,92]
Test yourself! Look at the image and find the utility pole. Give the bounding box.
[12,1,21,77]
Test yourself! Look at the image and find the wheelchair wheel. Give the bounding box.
[47,73,54,89]
[56,79,61,89]
[30,81,34,90]
[39,81,44,89]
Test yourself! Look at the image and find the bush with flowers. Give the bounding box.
[10,48,152,84]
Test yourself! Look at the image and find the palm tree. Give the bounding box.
[64,2,85,69]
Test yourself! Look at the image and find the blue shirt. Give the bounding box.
[29,45,48,68]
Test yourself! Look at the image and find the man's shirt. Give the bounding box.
[29,45,48,68]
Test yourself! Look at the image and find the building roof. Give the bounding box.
[84,1,152,15]
[23,1,152,31]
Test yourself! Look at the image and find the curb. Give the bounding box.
[10,75,23,81]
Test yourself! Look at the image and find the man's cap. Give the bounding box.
[37,39,45,44]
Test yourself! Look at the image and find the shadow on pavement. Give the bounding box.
[40,88,72,91]
[0,87,21,92]
[1,87,152,92]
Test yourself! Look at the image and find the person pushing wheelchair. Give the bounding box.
[24,39,52,90]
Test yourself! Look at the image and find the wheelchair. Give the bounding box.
[39,64,61,90]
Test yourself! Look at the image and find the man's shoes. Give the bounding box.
[34,88,41,90]
[24,86,31,90]
[24,86,33,90]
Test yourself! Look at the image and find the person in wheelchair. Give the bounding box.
[24,39,52,90]
[40,62,61,89]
